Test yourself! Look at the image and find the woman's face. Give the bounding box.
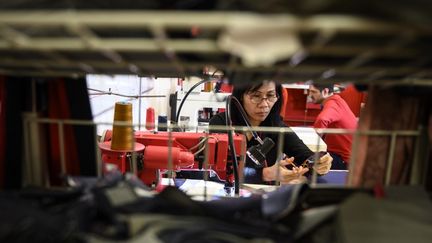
[242,82,278,126]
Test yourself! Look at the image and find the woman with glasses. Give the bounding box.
[209,81,333,184]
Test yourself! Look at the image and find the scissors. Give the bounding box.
[300,151,327,168]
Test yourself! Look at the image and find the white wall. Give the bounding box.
[86,75,177,135]
[176,91,229,130]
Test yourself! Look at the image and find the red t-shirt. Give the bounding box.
[313,95,357,162]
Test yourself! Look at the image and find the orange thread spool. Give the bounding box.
[204,82,213,92]
[111,102,134,150]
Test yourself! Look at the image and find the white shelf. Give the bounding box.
[177,91,230,102]
[176,91,230,131]
[282,84,310,89]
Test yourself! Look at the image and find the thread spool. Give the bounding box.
[204,82,213,92]
[111,102,134,150]
[145,107,155,130]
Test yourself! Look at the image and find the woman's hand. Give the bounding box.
[313,152,333,175]
[263,157,309,183]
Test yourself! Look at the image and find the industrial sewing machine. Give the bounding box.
[99,130,246,186]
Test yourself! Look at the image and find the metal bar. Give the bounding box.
[22,80,38,186]
[66,24,101,48]
[150,25,186,78]
[42,51,75,65]
[348,129,361,186]
[31,79,37,112]
[311,128,325,186]
[309,46,418,58]
[345,51,376,69]
[138,77,142,130]
[17,117,424,138]
[385,132,398,185]
[130,124,137,175]
[273,129,285,186]
[94,125,102,178]
[386,31,416,51]
[239,127,248,187]
[58,121,67,177]
[3,59,429,75]
[410,125,427,185]
[22,114,32,186]
[0,23,29,46]
[0,38,219,52]
[0,38,423,56]
[24,113,51,187]
[65,24,126,73]
[1,64,431,85]
[203,132,210,201]
[310,140,320,187]
[167,123,174,186]
[311,29,336,48]
[1,11,427,33]
[313,128,419,136]
[20,111,428,190]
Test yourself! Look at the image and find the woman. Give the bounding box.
[209,81,332,184]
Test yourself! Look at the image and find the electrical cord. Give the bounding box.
[212,78,230,103]
[228,96,263,144]
[189,136,218,156]
[175,78,211,124]
[175,71,265,195]
[175,70,221,126]
[225,95,275,195]
[88,87,164,99]
[188,136,209,152]
[225,95,240,195]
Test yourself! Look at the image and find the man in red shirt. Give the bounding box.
[309,84,357,170]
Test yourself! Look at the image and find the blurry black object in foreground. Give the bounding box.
[1,171,431,243]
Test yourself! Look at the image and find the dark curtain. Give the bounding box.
[1,77,32,189]
[351,85,432,189]
[0,76,96,189]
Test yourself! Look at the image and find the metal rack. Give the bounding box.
[1,3,431,191]
[22,115,422,191]
[0,10,431,85]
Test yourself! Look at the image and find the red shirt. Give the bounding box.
[313,95,357,162]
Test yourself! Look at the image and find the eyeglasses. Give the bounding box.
[248,94,279,104]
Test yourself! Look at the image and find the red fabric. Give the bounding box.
[280,87,288,119]
[0,77,5,188]
[47,80,80,185]
[219,83,233,93]
[351,86,423,187]
[373,183,385,199]
[314,95,357,162]
[338,85,367,117]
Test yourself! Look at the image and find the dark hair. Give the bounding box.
[312,83,334,93]
[230,81,283,127]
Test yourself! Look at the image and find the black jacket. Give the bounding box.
[209,112,314,184]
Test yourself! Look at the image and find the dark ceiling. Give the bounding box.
[0,0,431,85]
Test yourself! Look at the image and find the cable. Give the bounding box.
[193,145,206,156]
[229,96,263,145]
[225,95,274,195]
[175,78,211,124]
[189,136,218,152]
[87,87,165,99]
[225,95,240,195]
[189,137,208,152]
[175,70,221,125]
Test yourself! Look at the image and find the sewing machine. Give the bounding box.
[99,131,246,186]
